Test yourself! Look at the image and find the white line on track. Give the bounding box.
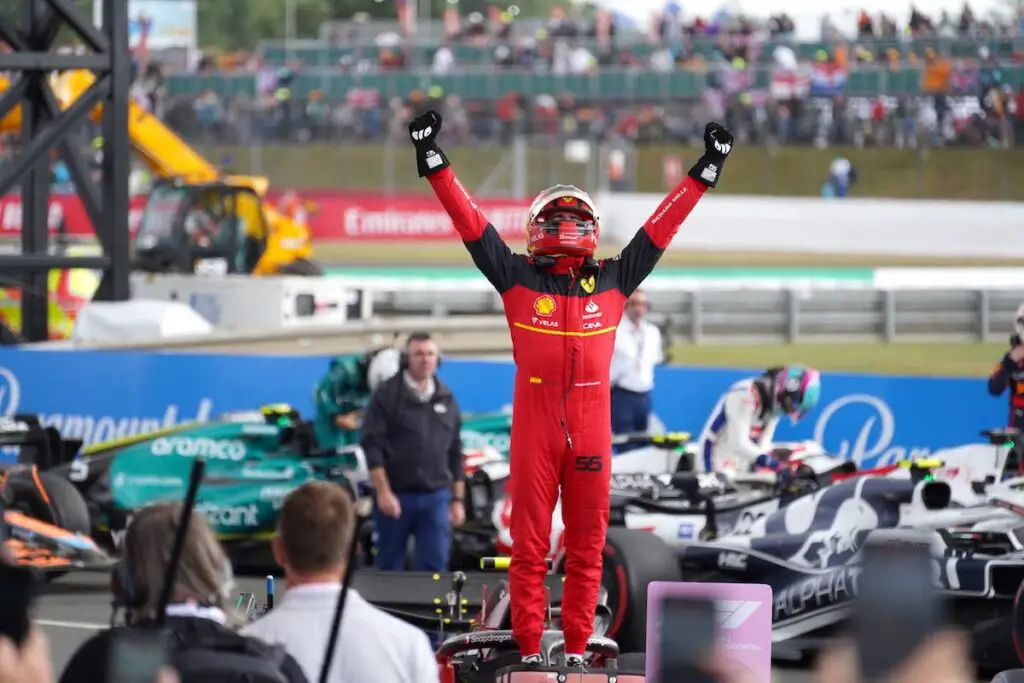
[35,619,105,630]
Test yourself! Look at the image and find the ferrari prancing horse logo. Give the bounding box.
[533,296,556,317]
[580,276,595,294]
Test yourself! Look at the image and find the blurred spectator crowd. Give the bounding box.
[142,3,1024,151]
[2,3,1024,156]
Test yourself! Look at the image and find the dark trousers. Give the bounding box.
[373,488,451,571]
[611,387,651,453]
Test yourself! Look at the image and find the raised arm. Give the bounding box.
[410,110,519,293]
[989,355,1012,396]
[989,344,1024,396]
[614,123,734,296]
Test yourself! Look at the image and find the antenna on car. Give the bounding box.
[316,509,361,683]
[153,458,207,628]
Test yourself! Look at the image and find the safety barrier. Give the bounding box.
[362,288,1024,344]
[48,286,1024,353]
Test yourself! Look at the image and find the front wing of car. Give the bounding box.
[353,569,565,626]
[3,510,114,572]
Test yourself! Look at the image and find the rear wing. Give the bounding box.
[0,415,81,470]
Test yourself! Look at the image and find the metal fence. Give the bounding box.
[371,287,1024,344]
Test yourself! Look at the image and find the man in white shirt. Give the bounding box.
[242,481,438,683]
[609,289,663,449]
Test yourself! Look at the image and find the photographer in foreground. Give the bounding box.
[243,481,437,683]
[58,502,308,683]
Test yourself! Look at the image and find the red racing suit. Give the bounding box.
[427,166,707,657]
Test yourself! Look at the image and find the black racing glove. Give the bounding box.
[688,122,734,189]
[408,110,450,178]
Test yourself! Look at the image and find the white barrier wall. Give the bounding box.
[597,193,1024,257]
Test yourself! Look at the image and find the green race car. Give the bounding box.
[26,404,512,568]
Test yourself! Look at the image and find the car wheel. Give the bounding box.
[36,472,92,536]
[1013,578,1024,667]
[600,527,682,653]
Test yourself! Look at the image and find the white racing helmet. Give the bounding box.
[366,347,402,393]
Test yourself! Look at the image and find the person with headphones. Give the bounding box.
[312,347,403,451]
[58,502,308,683]
[359,331,465,571]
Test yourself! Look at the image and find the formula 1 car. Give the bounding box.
[674,439,1024,672]
[461,432,861,565]
[362,526,681,653]
[3,404,514,568]
[237,526,672,668]
[0,417,113,575]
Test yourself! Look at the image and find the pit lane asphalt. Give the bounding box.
[34,572,982,683]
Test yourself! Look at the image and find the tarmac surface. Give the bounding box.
[34,572,821,683]
[34,572,990,683]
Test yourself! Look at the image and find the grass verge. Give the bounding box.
[198,144,1024,201]
[667,342,1006,377]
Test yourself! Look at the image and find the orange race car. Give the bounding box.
[0,415,113,574]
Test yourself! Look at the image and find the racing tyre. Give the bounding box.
[616,652,646,675]
[599,527,682,653]
[278,259,322,276]
[37,472,92,536]
[1013,578,1024,667]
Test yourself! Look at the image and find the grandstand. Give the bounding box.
[2,2,1023,199]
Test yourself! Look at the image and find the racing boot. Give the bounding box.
[521,655,543,666]
[564,654,585,669]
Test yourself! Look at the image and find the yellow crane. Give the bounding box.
[0,70,320,277]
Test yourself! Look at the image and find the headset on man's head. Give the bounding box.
[398,331,443,372]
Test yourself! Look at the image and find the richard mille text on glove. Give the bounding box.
[688,122,734,189]
[408,110,451,178]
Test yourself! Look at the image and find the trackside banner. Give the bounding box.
[0,192,530,241]
[4,192,1022,254]
[294,190,529,241]
[0,349,1003,469]
[0,195,148,235]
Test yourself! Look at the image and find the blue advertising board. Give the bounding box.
[0,348,1004,469]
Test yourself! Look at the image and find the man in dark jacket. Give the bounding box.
[988,304,1024,431]
[360,332,465,571]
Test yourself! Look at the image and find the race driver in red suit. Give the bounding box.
[409,110,734,667]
